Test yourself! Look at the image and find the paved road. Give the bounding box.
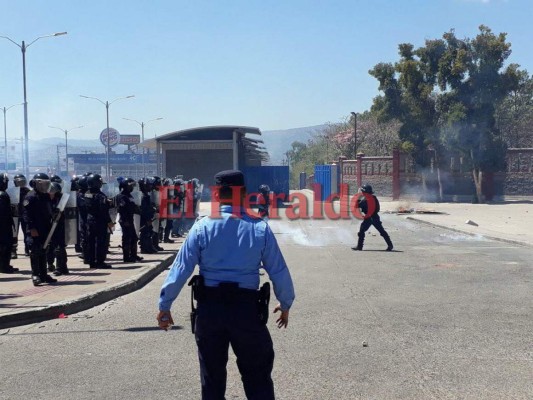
[1,214,532,399]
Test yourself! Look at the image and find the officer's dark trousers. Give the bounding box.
[87,223,108,266]
[0,242,13,272]
[120,222,138,260]
[357,214,392,248]
[139,225,154,252]
[195,295,275,400]
[164,219,173,241]
[26,236,47,278]
[79,221,90,261]
[46,243,68,271]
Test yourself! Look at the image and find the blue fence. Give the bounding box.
[242,166,289,200]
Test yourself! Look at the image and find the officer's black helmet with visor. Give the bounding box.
[0,173,8,191]
[14,174,27,188]
[50,174,64,188]
[87,173,105,190]
[32,173,52,194]
[360,184,373,194]
[50,182,62,195]
[78,175,89,191]
[120,177,137,192]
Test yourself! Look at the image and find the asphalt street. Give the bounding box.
[0,214,532,400]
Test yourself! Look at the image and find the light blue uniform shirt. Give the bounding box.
[159,205,295,312]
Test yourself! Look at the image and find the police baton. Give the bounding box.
[43,192,70,250]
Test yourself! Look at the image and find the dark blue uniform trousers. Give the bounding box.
[195,298,275,400]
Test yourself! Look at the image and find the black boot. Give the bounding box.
[352,232,364,251]
[152,232,164,251]
[383,233,393,251]
[53,247,69,275]
[130,244,143,262]
[30,253,43,286]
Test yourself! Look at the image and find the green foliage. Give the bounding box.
[369,25,522,176]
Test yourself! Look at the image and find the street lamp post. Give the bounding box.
[351,112,357,158]
[80,95,134,180]
[49,125,84,177]
[122,117,163,177]
[1,32,67,177]
[2,103,23,171]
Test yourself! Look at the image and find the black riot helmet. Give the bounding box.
[119,177,136,192]
[151,176,162,189]
[138,177,154,193]
[50,182,62,196]
[13,174,27,188]
[0,173,8,191]
[258,184,270,195]
[30,173,52,194]
[70,175,80,191]
[50,174,62,184]
[87,173,105,190]
[78,175,89,192]
[360,184,374,194]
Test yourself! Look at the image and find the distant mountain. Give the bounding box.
[262,125,326,164]
[22,125,326,167]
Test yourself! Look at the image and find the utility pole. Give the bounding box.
[351,112,357,158]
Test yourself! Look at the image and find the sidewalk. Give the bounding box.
[0,230,183,330]
[380,200,533,247]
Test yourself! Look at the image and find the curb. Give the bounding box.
[405,216,533,248]
[0,253,176,330]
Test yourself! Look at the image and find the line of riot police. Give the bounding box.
[1,171,201,286]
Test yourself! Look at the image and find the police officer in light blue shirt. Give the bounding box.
[157,169,295,400]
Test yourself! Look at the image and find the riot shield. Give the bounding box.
[44,192,70,249]
[132,187,142,236]
[151,189,161,233]
[63,182,78,246]
[7,186,20,239]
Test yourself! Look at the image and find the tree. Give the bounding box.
[495,68,533,148]
[437,26,519,201]
[369,41,443,200]
[369,25,524,202]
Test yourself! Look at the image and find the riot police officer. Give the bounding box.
[139,177,158,254]
[159,178,174,244]
[46,182,70,276]
[116,177,143,262]
[23,173,57,286]
[77,174,90,263]
[150,176,164,251]
[85,173,113,269]
[257,184,271,219]
[70,175,82,253]
[352,184,394,251]
[12,174,30,258]
[0,173,18,274]
[171,178,184,238]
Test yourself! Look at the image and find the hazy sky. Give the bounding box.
[0,0,531,142]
